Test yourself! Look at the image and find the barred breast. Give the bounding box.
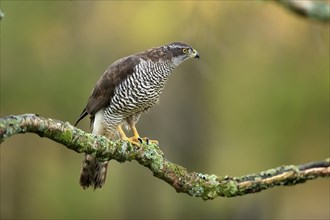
[103,58,175,130]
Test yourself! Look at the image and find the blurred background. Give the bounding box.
[1,1,329,219]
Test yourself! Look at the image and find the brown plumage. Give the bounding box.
[75,56,140,126]
[75,42,199,189]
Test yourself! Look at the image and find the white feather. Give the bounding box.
[93,109,105,135]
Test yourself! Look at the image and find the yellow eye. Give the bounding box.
[182,48,188,54]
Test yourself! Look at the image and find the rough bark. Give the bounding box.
[1,114,329,200]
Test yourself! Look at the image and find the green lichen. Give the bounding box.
[260,168,278,177]
[194,173,221,200]
[115,141,130,160]
[150,158,163,171]
[93,136,113,162]
[220,180,238,197]
[189,184,204,197]
[168,162,186,177]
[61,129,73,142]
[138,142,164,171]
[205,174,219,184]
[142,144,155,159]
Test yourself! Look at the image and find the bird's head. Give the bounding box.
[164,42,199,66]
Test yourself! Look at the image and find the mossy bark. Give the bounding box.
[1,114,329,200]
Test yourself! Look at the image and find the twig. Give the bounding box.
[275,0,330,22]
[1,114,329,200]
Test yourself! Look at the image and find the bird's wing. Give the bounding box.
[74,55,141,126]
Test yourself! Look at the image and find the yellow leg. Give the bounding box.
[116,124,128,139]
[131,125,140,140]
[117,124,159,146]
[131,124,159,145]
[116,124,141,146]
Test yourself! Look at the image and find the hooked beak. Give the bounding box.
[192,49,200,59]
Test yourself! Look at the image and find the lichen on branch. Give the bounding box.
[0,114,329,200]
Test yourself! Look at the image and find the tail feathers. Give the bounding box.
[80,154,108,190]
[79,109,111,189]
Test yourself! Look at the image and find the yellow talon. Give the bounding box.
[116,124,140,146]
[116,124,158,146]
[141,137,159,145]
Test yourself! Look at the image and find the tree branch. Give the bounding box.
[275,0,330,22]
[1,114,329,200]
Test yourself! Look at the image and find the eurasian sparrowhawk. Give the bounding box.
[75,42,199,189]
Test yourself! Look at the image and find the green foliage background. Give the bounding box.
[1,1,329,219]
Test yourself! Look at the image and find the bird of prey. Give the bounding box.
[75,42,199,189]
